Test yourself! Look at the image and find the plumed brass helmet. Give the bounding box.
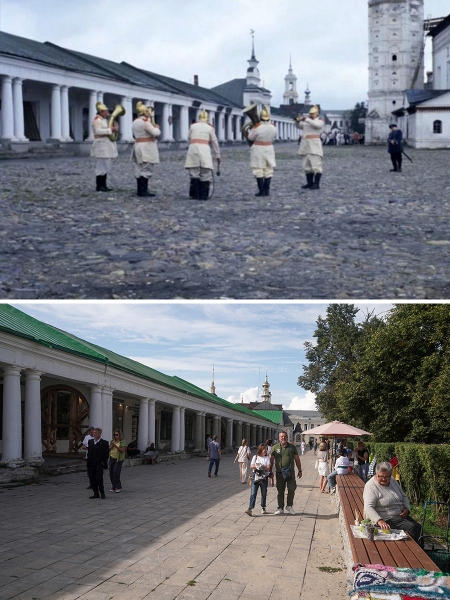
[198,109,209,122]
[136,101,147,116]
[309,105,319,116]
[96,101,108,113]
[260,105,270,121]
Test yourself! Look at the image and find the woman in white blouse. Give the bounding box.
[245,444,272,516]
[234,438,251,483]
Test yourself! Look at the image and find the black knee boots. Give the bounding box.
[311,173,322,190]
[263,178,271,196]
[255,177,265,196]
[301,173,314,189]
[96,175,111,192]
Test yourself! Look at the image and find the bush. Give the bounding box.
[367,443,450,507]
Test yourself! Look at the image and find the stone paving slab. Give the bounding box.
[0,451,347,599]
[1,144,450,299]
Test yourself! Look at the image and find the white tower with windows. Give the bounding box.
[283,56,299,105]
[366,0,425,143]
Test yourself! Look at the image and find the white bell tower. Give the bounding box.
[283,56,299,105]
[366,0,425,143]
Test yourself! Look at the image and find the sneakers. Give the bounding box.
[109,488,116,492]
[274,508,284,515]
[115,489,121,493]
[261,508,267,515]
[286,506,296,515]
[245,509,253,517]
[330,487,336,495]
[208,471,211,478]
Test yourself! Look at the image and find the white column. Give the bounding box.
[161,103,174,142]
[234,116,241,141]
[226,418,233,448]
[24,370,43,465]
[102,388,113,442]
[138,398,149,451]
[212,415,220,439]
[87,90,97,141]
[201,413,206,450]
[97,91,104,103]
[2,366,24,467]
[226,114,233,141]
[50,84,62,141]
[179,105,189,142]
[218,112,225,142]
[208,111,215,127]
[194,411,203,451]
[89,386,103,430]
[148,399,156,446]
[119,96,133,143]
[179,407,185,452]
[61,85,72,141]
[171,406,181,452]
[12,78,27,141]
[1,76,16,140]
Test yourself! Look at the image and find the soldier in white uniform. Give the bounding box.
[131,101,161,197]
[90,102,118,192]
[247,106,277,197]
[296,105,325,190]
[185,109,221,200]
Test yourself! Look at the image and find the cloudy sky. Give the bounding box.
[0,0,448,109]
[11,301,393,412]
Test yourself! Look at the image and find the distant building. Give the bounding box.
[238,374,294,441]
[288,410,326,443]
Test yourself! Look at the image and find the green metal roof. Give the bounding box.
[252,410,284,424]
[0,305,274,423]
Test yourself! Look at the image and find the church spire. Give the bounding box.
[210,365,216,395]
[246,29,261,86]
[283,57,298,105]
[261,372,272,404]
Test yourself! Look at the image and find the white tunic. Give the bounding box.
[131,117,161,164]
[90,115,118,159]
[247,122,277,169]
[185,122,220,170]
[297,118,325,157]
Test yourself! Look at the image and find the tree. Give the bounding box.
[297,304,380,420]
[350,102,367,134]
[335,304,450,443]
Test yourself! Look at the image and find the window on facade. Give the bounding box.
[303,424,307,431]
[392,54,397,61]
[392,100,396,105]
[433,120,442,134]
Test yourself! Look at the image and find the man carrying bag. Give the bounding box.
[270,431,302,515]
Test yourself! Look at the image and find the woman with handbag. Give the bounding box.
[245,444,272,516]
[234,438,251,483]
[317,441,330,493]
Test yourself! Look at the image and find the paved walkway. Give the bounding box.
[0,450,347,599]
[1,144,450,299]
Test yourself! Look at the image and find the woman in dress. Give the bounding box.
[245,444,272,516]
[109,429,127,493]
[234,438,251,483]
[317,441,330,493]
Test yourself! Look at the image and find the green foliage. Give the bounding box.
[298,304,382,421]
[350,102,367,134]
[368,443,450,506]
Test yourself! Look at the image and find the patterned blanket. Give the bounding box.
[349,564,450,599]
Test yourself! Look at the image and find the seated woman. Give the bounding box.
[363,461,421,542]
[143,443,159,465]
[327,449,349,494]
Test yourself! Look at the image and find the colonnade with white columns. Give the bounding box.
[0,363,280,466]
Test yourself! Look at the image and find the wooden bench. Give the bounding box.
[336,473,439,570]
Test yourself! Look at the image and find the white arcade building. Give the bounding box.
[0,31,296,153]
[0,305,281,468]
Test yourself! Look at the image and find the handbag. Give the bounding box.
[247,474,252,485]
[280,445,293,480]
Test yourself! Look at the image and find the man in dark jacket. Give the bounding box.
[388,124,403,172]
[87,428,109,499]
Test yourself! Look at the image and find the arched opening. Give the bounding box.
[433,120,442,134]
[41,385,89,454]
[392,54,397,61]
[289,98,294,105]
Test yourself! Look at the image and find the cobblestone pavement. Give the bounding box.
[0,452,347,600]
[1,144,449,299]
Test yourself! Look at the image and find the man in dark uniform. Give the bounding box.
[87,427,109,499]
[388,124,403,172]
